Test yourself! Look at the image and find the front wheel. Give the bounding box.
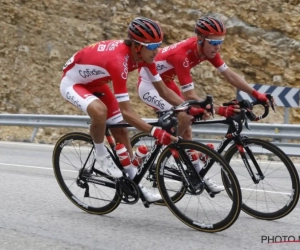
[156,140,242,233]
[223,138,300,220]
[52,132,121,214]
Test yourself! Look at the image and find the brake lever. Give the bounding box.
[266,93,276,112]
[187,95,214,118]
[204,95,214,118]
[157,110,175,130]
[244,118,251,130]
[222,99,239,107]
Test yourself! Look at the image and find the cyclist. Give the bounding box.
[137,16,273,192]
[138,16,272,116]
[60,17,195,202]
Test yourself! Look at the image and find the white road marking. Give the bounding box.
[241,187,291,195]
[0,162,74,172]
[0,162,53,170]
[0,162,294,195]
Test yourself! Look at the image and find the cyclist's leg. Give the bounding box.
[138,78,173,111]
[95,85,139,179]
[180,125,192,140]
[138,78,191,137]
[60,81,122,178]
[165,81,193,139]
[60,82,107,146]
[97,84,133,157]
[163,82,222,191]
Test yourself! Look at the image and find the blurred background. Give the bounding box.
[1,0,300,143]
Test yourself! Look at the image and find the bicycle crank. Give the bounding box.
[185,171,204,195]
[116,177,140,204]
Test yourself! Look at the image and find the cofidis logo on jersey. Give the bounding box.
[79,69,105,78]
[143,92,165,110]
[121,54,129,80]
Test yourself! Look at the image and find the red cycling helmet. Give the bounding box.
[128,17,163,43]
[195,17,226,37]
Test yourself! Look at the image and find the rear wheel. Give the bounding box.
[52,132,121,214]
[156,140,242,233]
[223,138,299,220]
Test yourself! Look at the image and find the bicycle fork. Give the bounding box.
[235,142,264,184]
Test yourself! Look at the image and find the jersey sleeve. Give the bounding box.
[167,54,194,92]
[207,53,228,72]
[106,58,130,103]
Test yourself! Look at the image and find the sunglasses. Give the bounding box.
[132,39,162,50]
[205,38,224,46]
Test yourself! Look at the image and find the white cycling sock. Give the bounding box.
[123,165,137,179]
[192,161,201,173]
[94,142,108,156]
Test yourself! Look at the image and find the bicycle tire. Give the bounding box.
[156,140,242,233]
[130,132,186,205]
[52,132,121,214]
[223,138,300,220]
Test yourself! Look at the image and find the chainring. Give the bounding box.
[116,177,140,204]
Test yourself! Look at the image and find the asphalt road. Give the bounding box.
[0,141,299,250]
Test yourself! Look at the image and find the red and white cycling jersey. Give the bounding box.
[62,40,161,102]
[139,37,228,92]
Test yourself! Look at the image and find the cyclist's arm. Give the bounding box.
[109,61,177,136]
[221,67,273,104]
[118,101,153,133]
[108,61,155,133]
[152,80,185,106]
[182,89,202,101]
[221,67,254,95]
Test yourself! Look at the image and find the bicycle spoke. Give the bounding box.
[53,132,121,214]
[225,138,299,220]
[157,141,241,232]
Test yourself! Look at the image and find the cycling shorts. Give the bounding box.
[137,78,183,111]
[60,77,123,124]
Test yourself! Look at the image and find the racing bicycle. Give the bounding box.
[130,97,300,221]
[52,97,242,233]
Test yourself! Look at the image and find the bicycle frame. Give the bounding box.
[79,122,165,190]
[192,117,264,184]
[79,121,214,198]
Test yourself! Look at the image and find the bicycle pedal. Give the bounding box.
[206,190,221,198]
[142,201,150,208]
[138,190,151,208]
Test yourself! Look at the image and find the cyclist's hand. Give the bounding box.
[202,110,212,120]
[217,105,239,118]
[252,90,276,109]
[188,105,212,121]
[150,127,177,145]
[252,90,268,102]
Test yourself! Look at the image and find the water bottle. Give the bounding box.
[198,143,215,162]
[186,149,201,173]
[132,145,149,168]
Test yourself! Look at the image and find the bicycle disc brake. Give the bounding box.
[116,177,140,204]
